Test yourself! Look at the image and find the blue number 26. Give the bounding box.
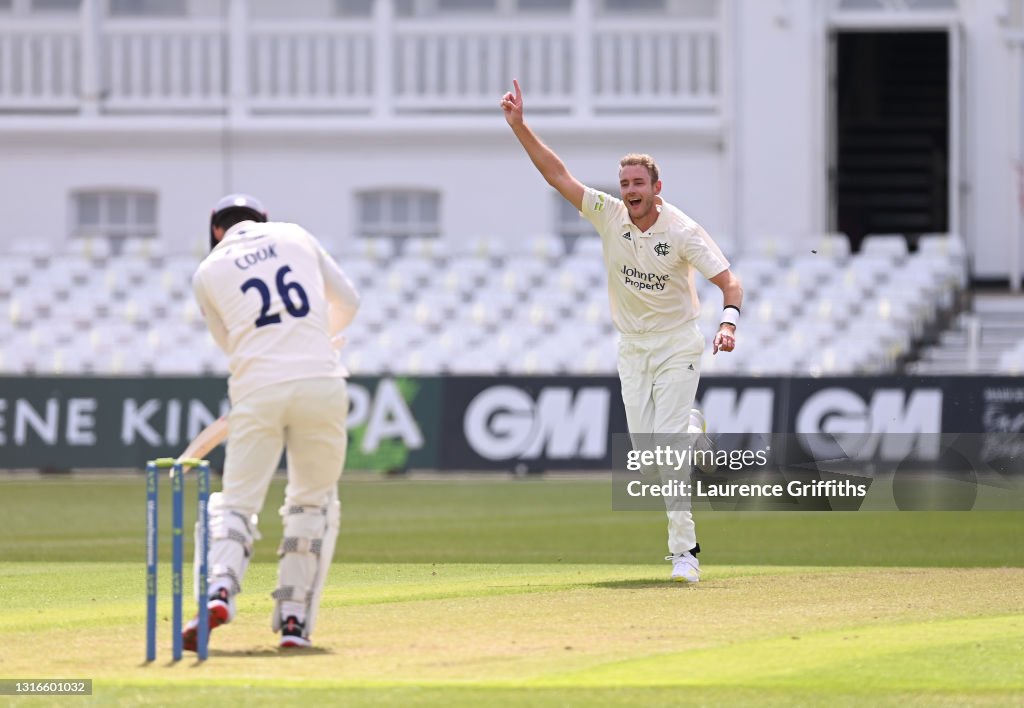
[240,265,311,328]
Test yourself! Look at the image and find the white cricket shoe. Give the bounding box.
[667,552,701,583]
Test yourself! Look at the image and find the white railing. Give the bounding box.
[592,20,719,112]
[248,20,375,114]
[0,20,80,110]
[0,8,722,119]
[392,19,575,113]
[103,20,226,112]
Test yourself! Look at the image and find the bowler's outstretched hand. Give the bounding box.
[501,79,524,127]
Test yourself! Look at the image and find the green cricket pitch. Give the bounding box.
[1,475,1022,706]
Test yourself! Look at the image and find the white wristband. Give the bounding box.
[720,305,740,328]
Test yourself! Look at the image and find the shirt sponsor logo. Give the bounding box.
[621,232,631,241]
[594,194,605,212]
[621,265,670,292]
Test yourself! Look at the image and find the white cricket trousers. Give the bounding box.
[617,321,704,555]
[222,377,349,516]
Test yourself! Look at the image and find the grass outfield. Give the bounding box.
[1,474,1022,706]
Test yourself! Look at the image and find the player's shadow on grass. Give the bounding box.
[588,579,722,590]
[206,647,333,658]
[587,579,674,590]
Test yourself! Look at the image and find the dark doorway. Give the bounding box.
[834,31,949,251]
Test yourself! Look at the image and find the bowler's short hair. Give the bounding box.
[619,154,660,184]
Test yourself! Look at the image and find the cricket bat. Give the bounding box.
[177,334,347,466]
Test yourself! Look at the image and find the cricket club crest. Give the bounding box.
[654,242,671,256]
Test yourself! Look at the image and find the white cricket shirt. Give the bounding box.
[193,221,359,403]
[580,187,729,335]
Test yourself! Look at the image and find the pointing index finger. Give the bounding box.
[513,79,521,101]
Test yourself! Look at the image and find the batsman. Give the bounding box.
[183,194,360,650]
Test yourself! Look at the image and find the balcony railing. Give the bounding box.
[0,1,722,120]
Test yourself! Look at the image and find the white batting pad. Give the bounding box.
[271,500,335,635]
[303,493,341,637]
[196,491,258,604]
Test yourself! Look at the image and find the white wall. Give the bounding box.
[734,0,823,251]
[0,127,724,255]
[965,0,1018,279]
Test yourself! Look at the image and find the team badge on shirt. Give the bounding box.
[654,242,671,256]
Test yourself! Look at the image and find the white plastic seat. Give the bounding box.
[440,257,490,296]
[65,237,112,262]
[0,344,34,374]
[10,238,52,261]
[388,256,436,288]
[151,346,206,375]
[572,338,619,374]
[469,288,519,317]
[402,237,451,261]
[158,255,200,297]
[730,255,781,289]
[788,253,844,285]
[573,236,604,258]
[335,255,373,279]
[121,237,166,262]
[513,345,566,375]
[96,348,152,376]
[861,234,909,261]
[917,233,967,266]
[399,347,446,375]
[506,235,566,260]
[341,344,390,375]
[465,235,512,260]
[448,347,503,375]
[104,255,153,289]
[43,256,94,287]
[836,261,886,293]
[810,233,851,259]
[502,255,551,288]
[336,238,399,262]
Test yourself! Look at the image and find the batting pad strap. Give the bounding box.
[271,585,310,603]
[211,566,243,595]
[229,529,255,558]
[281,504,327,517]
[278,536,323,558]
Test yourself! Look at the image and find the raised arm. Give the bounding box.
[501,79,585,211]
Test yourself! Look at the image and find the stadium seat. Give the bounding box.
[337,238,399,262]
[121,237,166,262]
[861,234,910,260]
[810,233,851,259]
[573,236,604,259]
[403,236,451,261]
[65,237,112,262]
[465,235,513,260]
[505,235,566,260]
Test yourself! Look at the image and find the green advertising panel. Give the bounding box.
[0,377,440,472]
